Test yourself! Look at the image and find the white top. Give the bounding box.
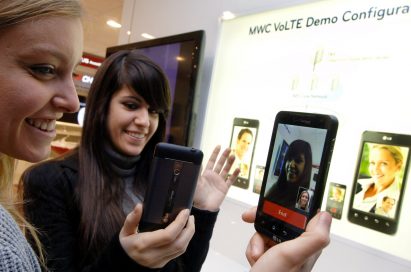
[353,177,401,216]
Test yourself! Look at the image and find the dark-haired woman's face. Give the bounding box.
[107,86,159,156]
[285,154,306,183]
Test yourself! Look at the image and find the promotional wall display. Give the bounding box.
[325,182,346,219]
[348,131,411,235]
[228,118,259,189]
[255,111,338,243]
[200,0,411,261]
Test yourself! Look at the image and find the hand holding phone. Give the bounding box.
[255,111,338,243]
[120,204,195,268]
[139,143,203,232]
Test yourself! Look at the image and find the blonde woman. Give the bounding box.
[0,0,83,270]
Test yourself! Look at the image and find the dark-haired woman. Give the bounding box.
[22,51,239,271]
[265,139,313,209]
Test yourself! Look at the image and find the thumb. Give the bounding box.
[121,204,142,237]
[242,206,257,223]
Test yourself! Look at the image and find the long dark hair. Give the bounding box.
[77,50,171,260]
[266,139,312,207]
[279,139,312,189]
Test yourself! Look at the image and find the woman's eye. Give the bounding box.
[30,65,56,78]
[149,108,160,115]
[124,102,139,110]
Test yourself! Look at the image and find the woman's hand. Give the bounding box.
[119,204,195,268]
[193,145,240,211]
[242,207,332,272]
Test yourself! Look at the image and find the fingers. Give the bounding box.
[268,212,331,266]
[214,147,233,174]
[246,232,266,265]
[204,145,222,172]
[225,167,240,187]
[143,209,191,248]
[242,206,257,223]
[204,145,241,186]
[121,204,142,237]
[159,214,195,260]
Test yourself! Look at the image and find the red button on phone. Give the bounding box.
[263,201,307,229]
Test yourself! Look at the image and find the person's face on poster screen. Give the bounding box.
[286,153,306,183]
[368,148,401,188]
[381,197,395,213]
[333,188,342,201]
[107,86,159,156]
[236,132,253,160]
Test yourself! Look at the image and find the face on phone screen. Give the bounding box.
[228,118,259,189]
[351,143,409,220]
[326,182,346,219]
[261,123,328,231]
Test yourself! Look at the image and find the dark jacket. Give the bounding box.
[23,153,217,272]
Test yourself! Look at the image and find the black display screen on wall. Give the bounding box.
[106,30,205,146]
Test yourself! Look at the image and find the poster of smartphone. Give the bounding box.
[228,118,259,189]
[326,182,346,219]
[253,165,265,194]
[348,131,411,235]
[255,111,338,243]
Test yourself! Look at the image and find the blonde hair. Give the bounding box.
[372,144,404,168]
[0,0,83,268]
[0,0,82,29]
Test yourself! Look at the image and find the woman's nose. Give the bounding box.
[134,108,150,127]
[52,77,80,113]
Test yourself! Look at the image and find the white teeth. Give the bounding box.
[127,131,144,139]
[47,120,56,131]
[26,118,56,132]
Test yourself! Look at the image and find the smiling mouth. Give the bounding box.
[26,118,56,132]
[126,131,145,139]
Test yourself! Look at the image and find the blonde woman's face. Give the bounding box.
[369,148,401,187]
[299,192,309,206]
[0,16,83,162]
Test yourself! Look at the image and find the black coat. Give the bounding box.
[23,154,217,272]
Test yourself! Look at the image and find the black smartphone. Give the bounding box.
[325,182,346,219]
[139,143,203,232]
[348,131,411,235]
[228,117,259,189]
[255,111,338,243]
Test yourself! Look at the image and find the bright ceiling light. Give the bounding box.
[221,11,235,21]
[106,20,121,28]
[141,33,155,39]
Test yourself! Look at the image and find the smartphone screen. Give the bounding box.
[325,182,346,219]
[228,118,259,189]
[255,111,338,242]
[348,131,411,235]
